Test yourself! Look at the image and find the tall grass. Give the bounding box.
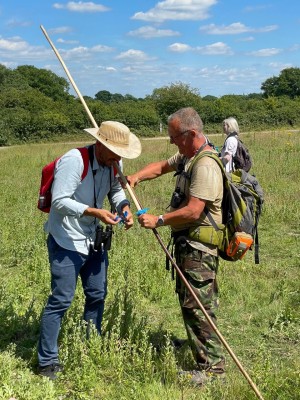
[0,131,299,399]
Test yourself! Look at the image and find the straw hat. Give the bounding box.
[84,121,141,159]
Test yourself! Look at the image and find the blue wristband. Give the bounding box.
[136,208,149,216]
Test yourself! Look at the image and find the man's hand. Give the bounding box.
[138,213,158,229]
[120,206,134,230]
[83,208,119,225]
[122,174,140,188]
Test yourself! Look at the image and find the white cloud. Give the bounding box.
[237,36,255,42]
[268,62,292,69]
[105,67,117,72]
[244,5,271,13]
[288,44,300,52]
[57,38,79,44]
[169,41,233,55]
[0,36,29,51]
[0,36,53,62]
[0,60,17,68]
[195,42,233,55]
[132,0,217,23]
[199,22,278,35]
[91,44,114,52]
[5,18,32,28]
[60,43,113,59]
[48,26,73,34]
[247,48,282,57]
[127,26,180,39]
[168,43,192,52]
[64,46,89,56]
[53,2,110,13]
[115,49,153,62]
[193,65,262,91]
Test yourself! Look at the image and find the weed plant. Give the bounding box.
[0,131,299,399]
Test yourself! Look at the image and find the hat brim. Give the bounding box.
[84,127,141,159]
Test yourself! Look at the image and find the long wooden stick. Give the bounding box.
[41,25,265,400]
[40,25,98,129]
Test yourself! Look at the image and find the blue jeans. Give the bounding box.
[38,234,108,366]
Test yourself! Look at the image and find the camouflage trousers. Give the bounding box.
[175,242,225,372]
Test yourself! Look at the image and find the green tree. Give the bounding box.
[16,65,70,101]
[95,90,112,103]
[149,82,201,123]
[261,67,300,98]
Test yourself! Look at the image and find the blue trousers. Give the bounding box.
[38,234,108,366]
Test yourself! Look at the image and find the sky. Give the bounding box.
[0,1,300,99]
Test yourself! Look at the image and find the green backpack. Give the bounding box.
[187,151,264,263]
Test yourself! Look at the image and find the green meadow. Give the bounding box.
[0,131,299,400]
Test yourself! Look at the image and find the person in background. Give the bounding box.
[220,117,239,172]
[126,107,225,386]
[38,121,141,380]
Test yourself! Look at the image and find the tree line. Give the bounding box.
[0,64,300,146]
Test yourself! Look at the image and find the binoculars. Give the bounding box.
[93,224,113,252]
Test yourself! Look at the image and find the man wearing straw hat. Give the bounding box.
[38,121,141,380]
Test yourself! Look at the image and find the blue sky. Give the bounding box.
[0,1,299,98]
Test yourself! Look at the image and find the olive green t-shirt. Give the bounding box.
[167,150,223,255]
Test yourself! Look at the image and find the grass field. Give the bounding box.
[0,130,299,400]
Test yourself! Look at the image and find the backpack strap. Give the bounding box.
[187,151,226,234]
[254,225,259,264]
[188,150,225,177]
[77,146,93,180]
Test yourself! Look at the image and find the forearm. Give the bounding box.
[138,197,206,229]
[161,204,204,227]
[128,160,172,186]
[83,207,119,225]
[221,153,232,165]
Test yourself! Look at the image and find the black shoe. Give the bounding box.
[38,364,63,380]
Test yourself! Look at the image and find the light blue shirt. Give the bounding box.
[45,145,127,255]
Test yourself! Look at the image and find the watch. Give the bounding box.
[157,214,164,227]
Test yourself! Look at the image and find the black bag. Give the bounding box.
[233,137,252,172]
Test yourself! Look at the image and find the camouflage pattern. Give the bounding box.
[175,241,225,372]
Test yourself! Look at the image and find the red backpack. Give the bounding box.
[37,147,90,213]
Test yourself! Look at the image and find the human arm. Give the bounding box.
[126,160,174,188]
[51,150,131,227]
[138,155,222,230]
[138,195,206,229]
[221,153,232,166]
[51,150,93,217]
[108,163,134,229]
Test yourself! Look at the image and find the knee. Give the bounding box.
[85,288,107,304]
[46,293,74,312]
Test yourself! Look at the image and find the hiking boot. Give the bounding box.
[178,370,209,386]
[38,363,63,380]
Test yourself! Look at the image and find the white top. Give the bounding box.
[220,135,238,172]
